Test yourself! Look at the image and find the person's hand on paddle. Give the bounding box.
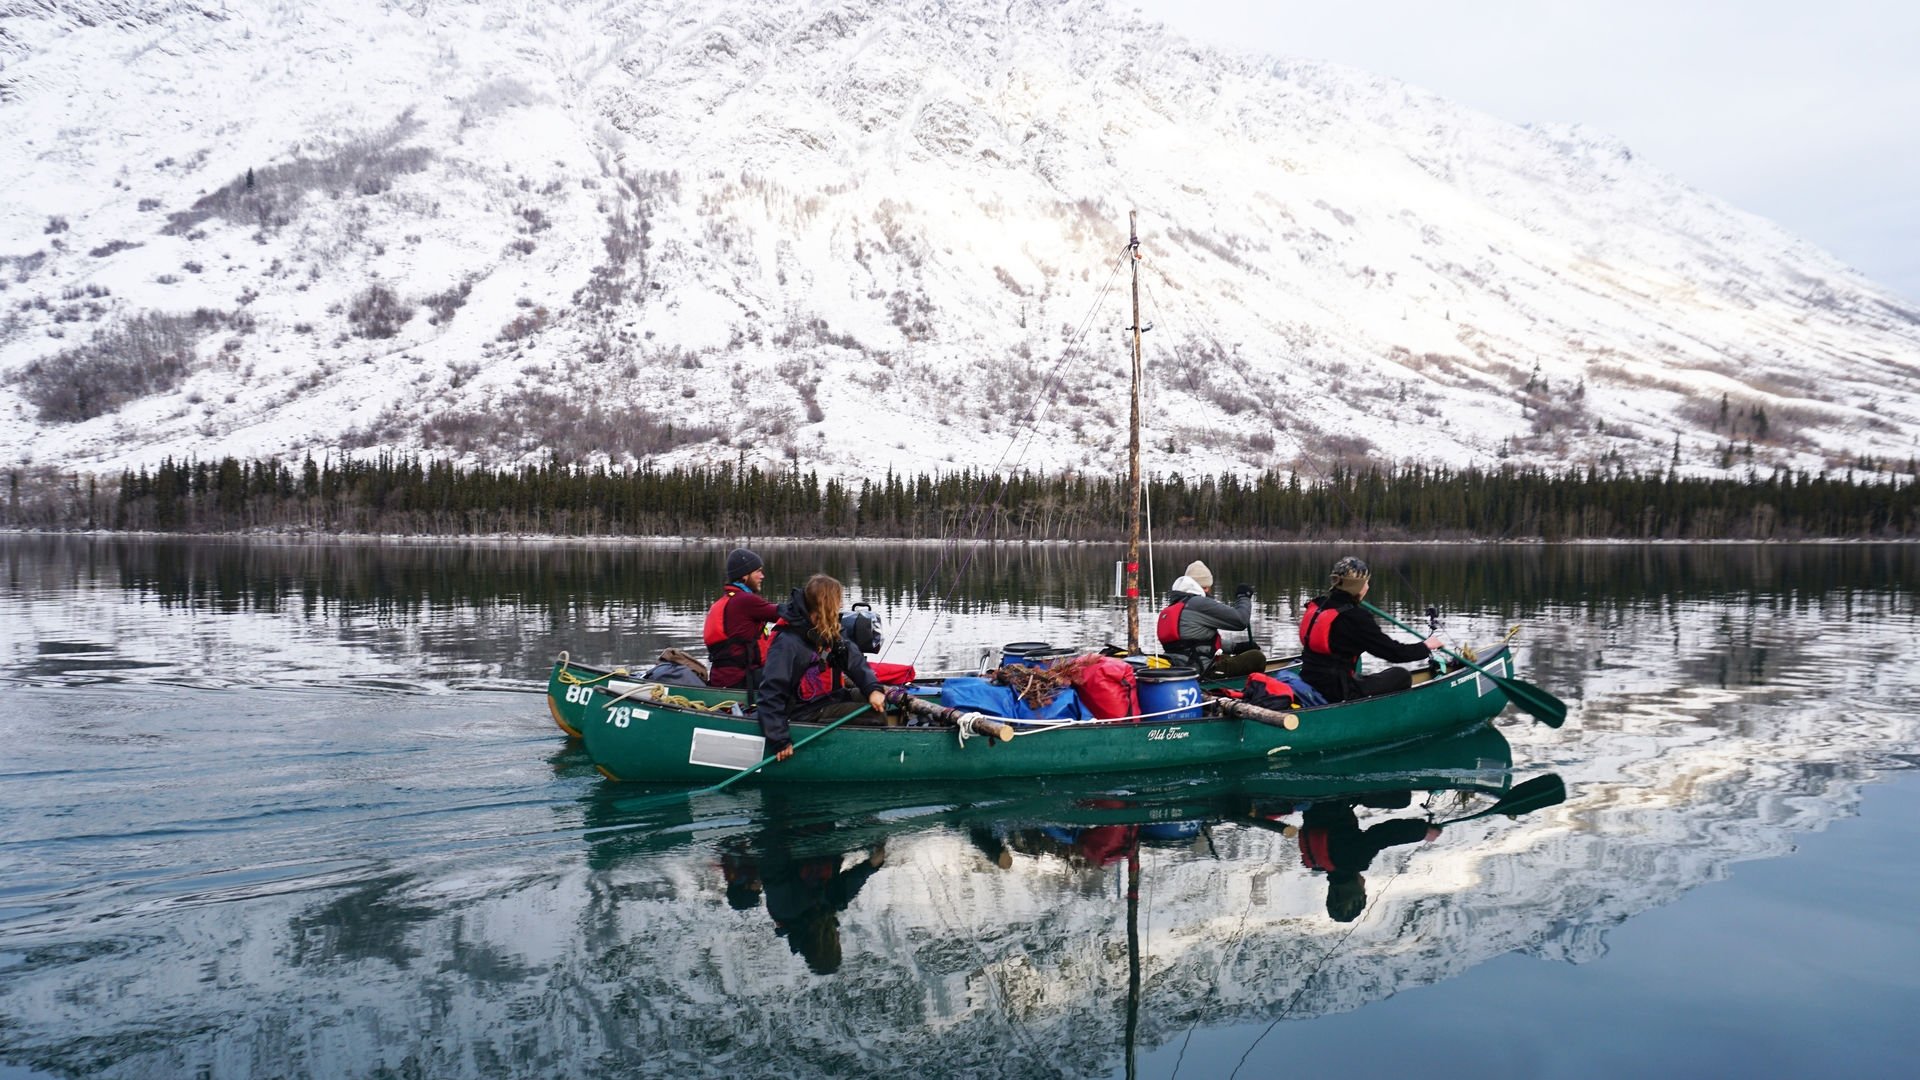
[867,688,887,714]
[1422,634,1443,650]
[773,741,794,762]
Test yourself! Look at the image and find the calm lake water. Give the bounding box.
[2,535,1918,1079]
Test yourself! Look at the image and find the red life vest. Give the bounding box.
[1155,600,1185,646]
[1156,598,1222,655]
[1298,599,1339,656]
[1298,826,1335,872]
[703,585,761,670]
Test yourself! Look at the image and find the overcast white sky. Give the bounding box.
[1130,0,1920,302]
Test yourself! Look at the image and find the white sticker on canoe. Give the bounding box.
[603,705,650,728]
[1476,672,1493,696]
[689,728,766,771]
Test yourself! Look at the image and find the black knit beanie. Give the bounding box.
[726,548,763,581]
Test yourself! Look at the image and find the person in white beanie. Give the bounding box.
[1155,560,1264,677]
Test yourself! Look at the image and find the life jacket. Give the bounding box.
[1298,826,1335,872]
[772,618,842,702]
[1243,671,1297,711]
[1156,598,1222,656]
[703,585,762,671]
[1297,598,1341,657]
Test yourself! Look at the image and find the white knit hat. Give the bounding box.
[1184,561,1213,589]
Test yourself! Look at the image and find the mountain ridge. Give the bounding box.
[2,0,1916,482]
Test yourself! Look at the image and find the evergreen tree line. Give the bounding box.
[1,456,1915,539]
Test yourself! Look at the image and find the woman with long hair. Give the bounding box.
[756,574,887,762]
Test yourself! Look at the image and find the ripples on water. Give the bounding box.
[1,536,1917,1078]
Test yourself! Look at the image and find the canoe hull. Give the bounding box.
[577,648,1519,783]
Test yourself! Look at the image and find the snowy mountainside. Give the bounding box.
[2,0,1917,482]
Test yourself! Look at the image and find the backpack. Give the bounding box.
[640,660,706,687]
[1059,655,1141,720]
[1243,671,1298,711]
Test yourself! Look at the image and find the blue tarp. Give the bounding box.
[1270,669,1327,707]
[938,677,1093,721]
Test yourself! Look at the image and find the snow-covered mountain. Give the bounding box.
[3,0,1918,482]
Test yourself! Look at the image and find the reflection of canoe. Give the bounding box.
[576,722,1519,868]
[576,644,1519,783]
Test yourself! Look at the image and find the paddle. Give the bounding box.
[1434,773,1567,826]
[1360,600,1568,728]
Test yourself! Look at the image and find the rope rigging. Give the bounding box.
[887,243,1138,667]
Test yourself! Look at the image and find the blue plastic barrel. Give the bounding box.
[1136,665,1203,720]
[1139,821,1203,842]
[1000,641,1055,667]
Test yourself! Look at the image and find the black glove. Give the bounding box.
[1234,583,1255,599]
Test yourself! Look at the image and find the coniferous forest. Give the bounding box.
[2,455,1916,540]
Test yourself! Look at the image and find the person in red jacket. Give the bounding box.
[703,548,780,689]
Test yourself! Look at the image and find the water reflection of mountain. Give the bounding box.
[559,731,1552,1077]
[4,537,1920,1076]
[3,708,1915,1078]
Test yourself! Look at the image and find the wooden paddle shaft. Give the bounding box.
[899,696,1017,742]
[971,717,1016,742]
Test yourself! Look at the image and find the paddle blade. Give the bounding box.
[1440,773,1567,826]
[1493,674,1569,728]
[1489,773,1566,818]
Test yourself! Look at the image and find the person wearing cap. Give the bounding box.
[1296,556,1443,703]
[702,547,780,689]
[1155,559,1264,678]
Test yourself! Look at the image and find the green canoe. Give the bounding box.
[545,653,1300,740]
[575,645,1520,783]
[547,656,748,738]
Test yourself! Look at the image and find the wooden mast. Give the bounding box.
[1125,212,1145,652]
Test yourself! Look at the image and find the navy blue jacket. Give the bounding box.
[755,590,881,753]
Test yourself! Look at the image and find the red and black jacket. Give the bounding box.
[1296,590,1429,702]
[1296,798,1433,875]
[704,583,780,689]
